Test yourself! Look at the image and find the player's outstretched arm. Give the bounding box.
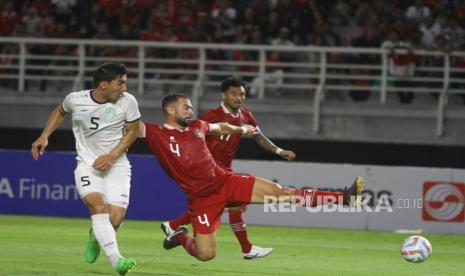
[138,121,146,138]
[207,123,257,137]
[253,127,296,161]
[31,105,67,160]
[93,119,140,171]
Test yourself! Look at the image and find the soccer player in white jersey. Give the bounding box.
[31,63,141,275]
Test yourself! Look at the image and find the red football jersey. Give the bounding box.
[143,120,232,196]
[200,104,257,171]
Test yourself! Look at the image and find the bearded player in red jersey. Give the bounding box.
[160,76,296,259]
[139,93,364,262]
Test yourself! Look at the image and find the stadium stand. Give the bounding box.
[1,0,465,166]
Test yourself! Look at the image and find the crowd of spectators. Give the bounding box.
[1,0,464,102]
[1,0,464,49]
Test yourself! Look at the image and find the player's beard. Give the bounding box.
[175,115,191,128]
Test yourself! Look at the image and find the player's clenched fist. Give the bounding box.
[93,153,117,171]
[241,124,258,137]
[280,150,296,161]
[31,136,48,160]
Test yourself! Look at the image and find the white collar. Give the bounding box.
[221,102,241,118]
[163,123,189,132]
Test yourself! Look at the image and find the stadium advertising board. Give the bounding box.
[0,150,187,220]
[233,161,465,234]
[1,150,464,234]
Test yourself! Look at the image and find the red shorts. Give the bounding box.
[189,174,255,235]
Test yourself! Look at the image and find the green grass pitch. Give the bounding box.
[1,215,465,275]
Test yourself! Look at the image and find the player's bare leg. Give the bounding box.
[194,233,217,261]
[250,177,294,203]
[251,176,364,207]
[83,193,136,274]
[108,204,127,230]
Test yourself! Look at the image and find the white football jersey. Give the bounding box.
[62,90,141,167]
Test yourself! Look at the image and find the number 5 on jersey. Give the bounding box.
[90,117,100,130]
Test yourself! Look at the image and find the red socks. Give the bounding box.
[169,212,191,230]
[292,189,344,207]
[175,232,197,257]
[229,209,252,253]
[172,209,253,255]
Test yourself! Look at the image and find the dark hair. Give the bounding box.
[162,93,189,113]
[221,75,247,92]
[93,62,128,87]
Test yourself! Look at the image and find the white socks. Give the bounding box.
[91,213,121,267]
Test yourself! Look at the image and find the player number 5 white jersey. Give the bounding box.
[62,90,141,167]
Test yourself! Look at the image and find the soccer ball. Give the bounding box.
[400,236,432,263]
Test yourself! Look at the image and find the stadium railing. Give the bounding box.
[0,37,464,137]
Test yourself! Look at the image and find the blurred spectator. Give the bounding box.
[211,0,236,42]
[41,12,56,37]
[310,20,340,47]
[117,24,137,40]
[271,27,294,47]
[262,11,281,43]
[355,1,374,27]
[22,7,42,36]
[93,22,112,40]
[51,0,76,24]
[0,1,21,36]
[443,18,465,50]
[384,17,412,41]
[353,27,381,48]
[420,17,441,50]
[382,31,417,103]
[405,0,431,22]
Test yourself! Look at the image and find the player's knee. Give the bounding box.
[271,183,286,196]
[88,203,106,214]
[196,246,216,261]
[197,250,216,261]
[279,186,294,196]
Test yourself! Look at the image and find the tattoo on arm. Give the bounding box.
[253,128,278,153]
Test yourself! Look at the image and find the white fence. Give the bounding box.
[1,37,464,136]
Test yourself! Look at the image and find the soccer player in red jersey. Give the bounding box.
[161,76,296,259]
[139,93,364,262]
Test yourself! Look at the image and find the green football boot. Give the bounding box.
[116,257,136,275]
[84,228,100,263]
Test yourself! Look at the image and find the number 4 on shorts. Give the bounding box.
[197,213,210,227]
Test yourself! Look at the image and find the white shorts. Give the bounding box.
[74,162,132,208]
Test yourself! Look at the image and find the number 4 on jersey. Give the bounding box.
[170,143,180,157]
